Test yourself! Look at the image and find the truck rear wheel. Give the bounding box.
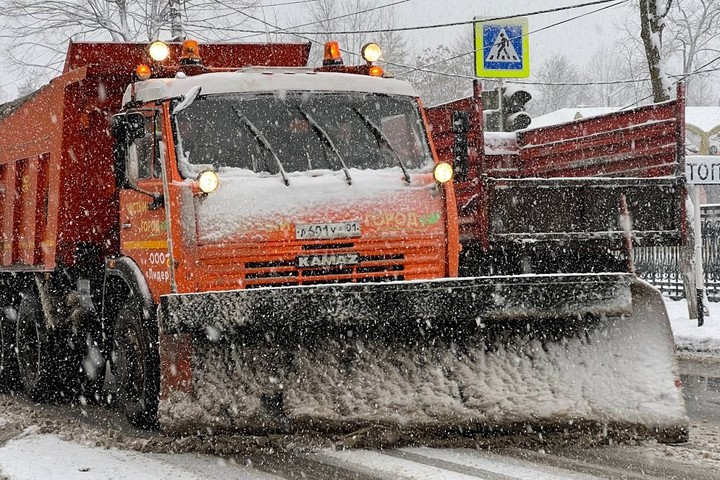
[112,300,159,428]
[15,291,55,401]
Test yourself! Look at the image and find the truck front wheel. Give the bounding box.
[112,300,159,428]
[15,291,55,401]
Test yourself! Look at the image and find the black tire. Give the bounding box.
[0,307,20,392]
[15,291,56,401]
[111,300,159,428]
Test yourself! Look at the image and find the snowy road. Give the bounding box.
[2,421,720,480]
[2,355,720,480]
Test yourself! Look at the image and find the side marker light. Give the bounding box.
[368,65,384,77]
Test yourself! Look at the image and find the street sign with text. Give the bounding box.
[686,155,720,185]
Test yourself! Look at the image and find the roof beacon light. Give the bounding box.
[180,39,202,66]
[149,41,170,62]
[323,41,343,66]
[135,64,152,80]
[368,65,384,77]
[361,43,382,63]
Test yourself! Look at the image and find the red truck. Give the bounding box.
[0,40,687,442]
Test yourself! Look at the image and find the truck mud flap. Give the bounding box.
[156,275,687,443]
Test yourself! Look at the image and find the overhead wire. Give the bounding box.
[260,0,320,6]
[392,0,627,77]
[235,0,410,41]
[378,0,718,96]
[231,0,629,36]
[208,0,408,49]
[239,0,633,76]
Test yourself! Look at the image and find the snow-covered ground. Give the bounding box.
[0,296,718,480]
[665,296,720,355]
[0,429,275,480]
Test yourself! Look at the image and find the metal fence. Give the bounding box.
[635,205,720,301]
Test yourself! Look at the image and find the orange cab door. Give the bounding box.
[118,111,173,301]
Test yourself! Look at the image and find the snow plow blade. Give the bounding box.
[157,274,687,443]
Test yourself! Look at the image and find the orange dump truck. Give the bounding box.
[0,40,687,441]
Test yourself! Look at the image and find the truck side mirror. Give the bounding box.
[452,111,469,181]
[111,113,146,144]
[111,113,146,189]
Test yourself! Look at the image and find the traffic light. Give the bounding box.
[481,86,532,132]
[501,86,532,132]
[481,89,501,132]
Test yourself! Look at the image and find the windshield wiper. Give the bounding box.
[232,107,289,186]
[296,107,352,185]
[172,86,202,115]
[352,107,411,183]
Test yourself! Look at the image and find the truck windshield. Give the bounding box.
[173,91,434,178]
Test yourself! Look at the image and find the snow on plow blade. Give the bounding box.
[157,274,687,443]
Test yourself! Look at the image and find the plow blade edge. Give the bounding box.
[157,274,687,442]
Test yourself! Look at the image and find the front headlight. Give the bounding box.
[197,170,219,194]
[433,162,454,184]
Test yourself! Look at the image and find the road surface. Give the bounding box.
[1,355,719,479]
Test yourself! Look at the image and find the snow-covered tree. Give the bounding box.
[664,0,720,105]
[15,77,39,98]
[583,46,634,107]
[614,25,654,106]
[300,0,409,67]
[638,0,673,102]
[0,0,256,83]
[617,0,720,104]
[399,42,473,107]
[528,53,591,116]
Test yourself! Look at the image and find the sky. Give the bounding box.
[390,0,631,72]
[0,0,633,101]
[248,0,634,76]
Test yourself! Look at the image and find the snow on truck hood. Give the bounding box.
[123,69,418,107]
[194,166,442,244]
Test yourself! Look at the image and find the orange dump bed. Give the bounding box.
[0,41,310,270]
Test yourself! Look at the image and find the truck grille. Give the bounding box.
[198,238,445,290]
[244,252,405,287]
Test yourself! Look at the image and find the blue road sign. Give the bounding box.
[474,17,529,78]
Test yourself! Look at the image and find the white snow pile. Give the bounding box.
[666,296,720,355]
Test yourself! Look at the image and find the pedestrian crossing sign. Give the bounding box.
[474,17,529,78]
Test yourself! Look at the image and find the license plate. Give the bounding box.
[295,221,361,240]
